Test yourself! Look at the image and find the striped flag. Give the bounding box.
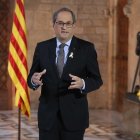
[8,0,30,118]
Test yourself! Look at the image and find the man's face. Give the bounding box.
[53,11,75,43]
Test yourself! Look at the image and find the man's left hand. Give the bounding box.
[68,74,83,89]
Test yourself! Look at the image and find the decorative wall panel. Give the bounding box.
[0,0,14,110]
[0,0,9,90]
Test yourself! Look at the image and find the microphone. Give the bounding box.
[136,32,140,55]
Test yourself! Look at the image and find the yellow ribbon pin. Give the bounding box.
[69,52,73,58]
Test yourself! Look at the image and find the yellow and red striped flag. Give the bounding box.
[8,0,30,118]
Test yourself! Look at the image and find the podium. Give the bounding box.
[123,93,140,140]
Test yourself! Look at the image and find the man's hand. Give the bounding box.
[68,74,83,89]
[32,69,46,85]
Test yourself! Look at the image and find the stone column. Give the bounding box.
[105,0,118,109]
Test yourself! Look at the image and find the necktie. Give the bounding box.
[57,43,65,77]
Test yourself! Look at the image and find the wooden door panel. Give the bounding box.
[117,0,128,112]
[0,0,14,110]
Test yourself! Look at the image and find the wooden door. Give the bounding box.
[0,0,14,110]
[117,0,129,112]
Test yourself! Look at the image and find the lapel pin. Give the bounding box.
[69,52,73,58]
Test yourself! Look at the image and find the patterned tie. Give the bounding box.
[57,43,65,77]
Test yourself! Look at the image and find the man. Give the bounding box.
[27,7,103,140]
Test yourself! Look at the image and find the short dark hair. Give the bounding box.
[52,7,76,23]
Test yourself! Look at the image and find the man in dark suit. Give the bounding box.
[27,7,103,140]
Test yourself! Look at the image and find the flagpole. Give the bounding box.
[18,108,21,140]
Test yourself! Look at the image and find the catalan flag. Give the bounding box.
[8,0,30,118]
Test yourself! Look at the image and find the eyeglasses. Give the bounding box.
[55,21,74,28]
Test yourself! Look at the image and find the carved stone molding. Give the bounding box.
[123,0,133,18]
[104,0,118,19]
[104,7,115,18]
[128,0,133,5]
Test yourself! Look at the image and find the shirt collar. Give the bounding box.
[56,38,72,48]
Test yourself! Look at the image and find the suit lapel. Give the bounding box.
[49,38,59,79]
[62,36,78,78]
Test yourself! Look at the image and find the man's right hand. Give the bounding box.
[32,69,46,85]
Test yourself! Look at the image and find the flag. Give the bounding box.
[8,0,30,118]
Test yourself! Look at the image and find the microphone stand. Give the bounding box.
[131,54,140,93]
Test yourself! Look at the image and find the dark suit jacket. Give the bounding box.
[27,36,103,131]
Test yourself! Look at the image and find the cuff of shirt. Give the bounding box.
[80,79,85,94]
[31,76,39,86]
[81,79,85,90]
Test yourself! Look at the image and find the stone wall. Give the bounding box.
[24,0,108,109]
[123,0,140,92]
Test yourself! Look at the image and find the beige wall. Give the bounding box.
[124,0,140,92]
[24,0,108,109]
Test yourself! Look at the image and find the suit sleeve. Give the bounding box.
[84,44,103,94]
[27,44,40,90]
